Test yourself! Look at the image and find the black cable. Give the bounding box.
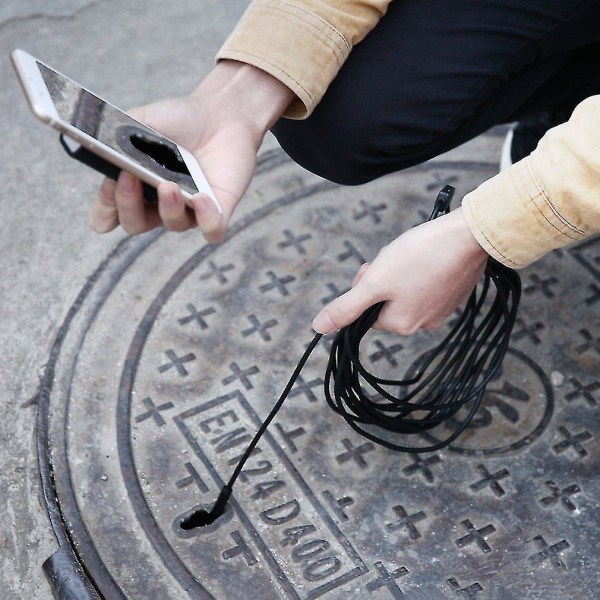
[324,256,520,453]
[180,333,323,528]
[181,185,521,527]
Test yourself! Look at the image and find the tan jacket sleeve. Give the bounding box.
[462,95,600,268]
[216,0,392,119]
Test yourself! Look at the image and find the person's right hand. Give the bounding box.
[91,61,294,243]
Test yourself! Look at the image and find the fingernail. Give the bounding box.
[312,310,336,334]
[164,186,181,207]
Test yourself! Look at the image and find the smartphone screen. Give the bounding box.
[36,62,200,196]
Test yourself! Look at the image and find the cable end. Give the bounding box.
[179,485,232,530]
[430,185,455,220]
[209,484,233,521]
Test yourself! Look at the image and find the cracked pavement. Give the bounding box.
[0,1,97,25]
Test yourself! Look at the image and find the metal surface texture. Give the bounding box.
[39,145,600,600]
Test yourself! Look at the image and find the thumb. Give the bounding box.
[190,193,229,244]
[126,100,190,142]
[313,282,378,334]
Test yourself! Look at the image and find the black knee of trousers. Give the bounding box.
[271,113,422,186]
[270,0,600,186]
[270,121,368,186]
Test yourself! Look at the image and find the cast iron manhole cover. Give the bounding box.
[39,146,600,599]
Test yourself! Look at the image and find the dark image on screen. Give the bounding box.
[37,62,199,195]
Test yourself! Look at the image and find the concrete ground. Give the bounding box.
[0,2,250,597]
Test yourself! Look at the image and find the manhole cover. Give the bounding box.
[39,146,600,599]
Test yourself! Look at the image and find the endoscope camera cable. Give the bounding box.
[180,185,522,528]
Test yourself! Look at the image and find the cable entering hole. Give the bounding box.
[180,485,232,530]
[180,509,217,530]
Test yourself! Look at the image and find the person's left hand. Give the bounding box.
[312,207,489,335]
[90,61,295,244]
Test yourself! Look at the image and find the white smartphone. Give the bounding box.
[11,48,221,210]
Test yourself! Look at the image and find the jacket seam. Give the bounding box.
[524,158,582,240]
[464,202,520,267]
[478,228,520,267]
[272,0,351,48]
[251,1,351,61]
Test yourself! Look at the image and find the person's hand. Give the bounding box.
[91,61,294,243]
[312,207,489,335]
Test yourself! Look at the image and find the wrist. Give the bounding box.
[452,207,489,261]
[193,60,294,133]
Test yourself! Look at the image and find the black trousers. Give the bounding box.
[272,0,600,185]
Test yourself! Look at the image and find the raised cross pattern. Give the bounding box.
[221,362,260,390]
[552,425,593,458]
[366,561,408,598]
[385,505,426,540]
[178,304,216,330]
[335,438,375,469]
[402,453,441,483]
[469,464,510,497]
[135,397,174,427]
[528,535,570,569]
[199,260,235,285]
[158,349,196,377]
[278,229,312,255]
[455,519,496,553]
[241,314,278,341]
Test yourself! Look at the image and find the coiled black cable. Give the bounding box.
[322,185,521,451]
[182,185,521,527]
[323,257,521,453]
